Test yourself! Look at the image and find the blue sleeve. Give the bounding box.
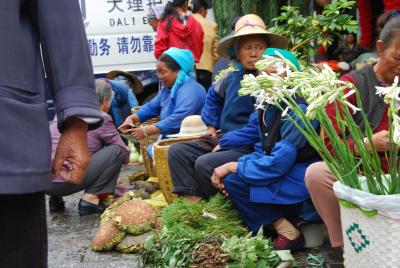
[155,84,206,134]
[111,100,124,126]
[219,111,260,149]
[127,90,139,108]
[201,85,224,128]
[237,105,317,185]
[135,90,162,122]
[280,104,319,148]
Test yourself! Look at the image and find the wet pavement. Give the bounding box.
[47,165,143,268]
[47,165,344,268]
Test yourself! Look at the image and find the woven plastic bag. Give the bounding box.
[333,180,400,268]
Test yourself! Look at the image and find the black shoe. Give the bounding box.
[49,196,65,213]
[78,199,107,215]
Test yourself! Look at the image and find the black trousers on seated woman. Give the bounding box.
[168,140,252,199]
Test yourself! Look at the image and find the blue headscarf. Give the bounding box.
[163,47,196,98]
[263,48,301,71]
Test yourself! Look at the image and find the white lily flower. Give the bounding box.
[281,106,290,117]
[342,89,356,99]
[344,101,362,114]
[327,90,342,104]
[392,113,400,144]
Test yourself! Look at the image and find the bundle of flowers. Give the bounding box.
[239,52,400,196]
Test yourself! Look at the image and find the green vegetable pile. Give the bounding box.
[221,229,283,268]
[141,194,292,267]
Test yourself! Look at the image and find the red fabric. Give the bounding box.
[317,44,327,55]
[97,193,109,200]
[316,60,341,72]
[357,0,373,49]
[154,15,204,62]
[324,73,390,172]
[384,0,400,11]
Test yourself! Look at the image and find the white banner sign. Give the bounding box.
[79,0,169,73]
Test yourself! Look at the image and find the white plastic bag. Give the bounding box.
[333,180,400,219]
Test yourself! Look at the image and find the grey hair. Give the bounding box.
[95,79,113,103]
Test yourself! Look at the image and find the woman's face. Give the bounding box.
[100,96,113,113]
[237,35,268,70]
[156,61,179,87]
[376,36,400,84]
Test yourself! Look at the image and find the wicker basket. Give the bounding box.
[153,137,200,203]
[131,106,160,176]
[139,134,159,177]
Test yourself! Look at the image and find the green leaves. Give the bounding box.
[221,228,284,268]
[141,195,248,267]
[269,0,358,61]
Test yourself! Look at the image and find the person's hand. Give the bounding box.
[207,126,218,138]
[261,64,277,75]
[355,130,390,155]
[126,126,146,140]
[118,115,135,134]
[211,162,238,196]
[366,130,390,152]
[212,144,221,152]
[52,117,89,185]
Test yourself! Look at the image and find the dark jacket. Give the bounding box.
[201,70,255,133]
[333,44,368,64]
[0,0,102,194]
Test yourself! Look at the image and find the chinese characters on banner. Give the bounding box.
[82,0,168,72]
[87,35,154,56]
[107,0,163,13]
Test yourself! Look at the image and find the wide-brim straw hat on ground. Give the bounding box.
[217,14,289,59]
[168,115,208,138]
[106,70,144,95]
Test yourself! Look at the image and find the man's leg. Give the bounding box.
[168,141,211,197]
[84,145,125,195]
[195,148,251,199]
[305,161,343,247]
[0,192,47,268]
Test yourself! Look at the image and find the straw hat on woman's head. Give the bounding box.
[217,14,288,59]
[106,70,143,95]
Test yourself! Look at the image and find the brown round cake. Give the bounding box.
[91,221,126,251]
[112,199,157,235]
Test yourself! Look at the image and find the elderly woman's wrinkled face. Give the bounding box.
[237,35,268,70]
[376,36,400,84]
[156,61,179,87]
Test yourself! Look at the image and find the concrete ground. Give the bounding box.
[47,165,344,268]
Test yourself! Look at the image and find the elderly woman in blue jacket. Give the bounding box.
[210,48,320,251]
[119,47,206,140]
